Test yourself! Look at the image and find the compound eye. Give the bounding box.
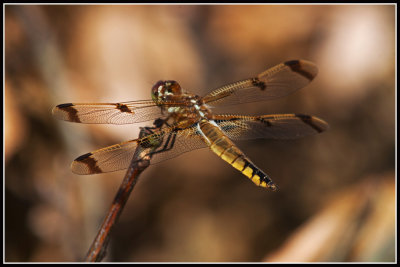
[151,80,166,101]
[166,80,182,95]
[152,80,165,94]
[151,80,182,99]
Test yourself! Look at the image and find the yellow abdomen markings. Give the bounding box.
[199,120,277,190]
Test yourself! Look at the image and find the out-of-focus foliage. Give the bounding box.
[5,4,395,262]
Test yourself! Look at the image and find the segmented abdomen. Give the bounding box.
[199,120,277,190]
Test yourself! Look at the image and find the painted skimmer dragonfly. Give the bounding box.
[53,60,328,191]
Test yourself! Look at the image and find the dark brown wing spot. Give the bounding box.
[257,117,272,126]
[252,77,266,90]
[227,117,240,121]
[56,103,80,122]
[295,114,324,133]
[116,103,132,113]
[74,153,102,174]
[75,152,92,161]
[57,103,74,108]
[284,60,315,81]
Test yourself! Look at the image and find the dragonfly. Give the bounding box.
[53,60,329,191]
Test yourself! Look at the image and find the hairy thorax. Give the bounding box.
[151,80,213,128]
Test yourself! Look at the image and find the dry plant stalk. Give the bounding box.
[85,138,153,262]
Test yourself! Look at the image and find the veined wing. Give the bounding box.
[53,100,175,124]
[71,125,207,175]
[203,60,318,106]
[214,114,329,140]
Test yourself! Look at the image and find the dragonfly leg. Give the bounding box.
[138,117,168,138]
[148,130,177,156]
[139,119,166,138]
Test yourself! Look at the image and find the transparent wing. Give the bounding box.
[214,114,329,140]
[69,112,329,174]
[52,100,167,124]
[71,125,207,175]
[203,60,318,107]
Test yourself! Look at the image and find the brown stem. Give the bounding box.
[85,150,151,262]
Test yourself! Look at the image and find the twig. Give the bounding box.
[85,142,152,262]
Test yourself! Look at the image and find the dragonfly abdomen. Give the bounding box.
[199,120,277,190]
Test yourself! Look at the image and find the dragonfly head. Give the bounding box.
[151,80,183,104]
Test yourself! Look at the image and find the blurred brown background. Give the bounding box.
[4,4,395,262]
